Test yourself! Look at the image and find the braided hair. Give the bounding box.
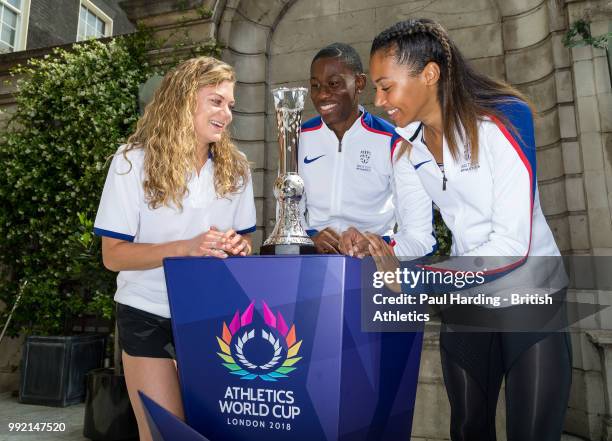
[312,42,364,74]
[371,18,532,162]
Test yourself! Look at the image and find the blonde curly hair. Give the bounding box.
[124,56,250,210]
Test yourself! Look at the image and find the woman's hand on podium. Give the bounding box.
[221,229,252,256]
[185,227,229,258]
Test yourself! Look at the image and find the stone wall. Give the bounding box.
[0,0,610,438]
[564,1,612,439]
[216,0,612,439]
[218,0,601,258]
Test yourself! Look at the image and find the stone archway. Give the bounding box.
[219,0,574,258]
[217,1,300,249]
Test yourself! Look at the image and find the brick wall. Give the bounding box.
[26,0,134,51]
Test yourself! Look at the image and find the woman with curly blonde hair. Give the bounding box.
[94,56,255,441]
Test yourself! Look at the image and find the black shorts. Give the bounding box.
[116,303,176,359]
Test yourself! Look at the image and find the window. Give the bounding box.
[0,0,30,53]
[77,0,112,41]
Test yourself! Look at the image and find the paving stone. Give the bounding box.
[0,392,87,441]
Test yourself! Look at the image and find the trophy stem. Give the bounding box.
[261,87,316,255]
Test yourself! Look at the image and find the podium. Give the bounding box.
[142,256,422,441]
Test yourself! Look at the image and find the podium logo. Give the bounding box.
[216,301,302,382]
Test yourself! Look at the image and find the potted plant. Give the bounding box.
[75,215,138,441]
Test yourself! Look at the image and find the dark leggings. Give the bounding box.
[440,332,572,441]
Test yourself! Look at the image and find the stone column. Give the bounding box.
[217,1,296,249]
[587,331,612,441]
[120,0,268,247]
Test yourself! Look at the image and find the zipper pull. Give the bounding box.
[442,171,447,191]
[338,140,342,153]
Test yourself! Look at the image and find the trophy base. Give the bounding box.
[260,243,317,255]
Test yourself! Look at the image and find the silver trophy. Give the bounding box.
[260,87,316,255]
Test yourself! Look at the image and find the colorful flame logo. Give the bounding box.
[216,301,302,382]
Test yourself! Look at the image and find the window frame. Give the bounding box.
[76,0,112,41]
[0,0,31,52]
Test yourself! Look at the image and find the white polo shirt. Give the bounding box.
[94,145,256,318]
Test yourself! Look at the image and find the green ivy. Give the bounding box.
[433,210,452,256]
[0,26,223,336]
[0,34,156,335]
[563,19,612,50]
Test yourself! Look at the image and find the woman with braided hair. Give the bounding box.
[367,19,571,441]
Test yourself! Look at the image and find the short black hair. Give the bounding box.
[312,42,363,74]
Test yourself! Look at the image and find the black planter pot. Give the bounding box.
[19,334,106,407]
[83,367,138,441]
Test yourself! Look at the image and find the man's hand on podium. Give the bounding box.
[365,233,401,293]
[339,226,370,257]
[312,228,341,254]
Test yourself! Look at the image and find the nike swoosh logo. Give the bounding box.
[304,154,326,164]
[413,160,432,170]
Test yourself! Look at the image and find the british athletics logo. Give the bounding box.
[216,301,303,382]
